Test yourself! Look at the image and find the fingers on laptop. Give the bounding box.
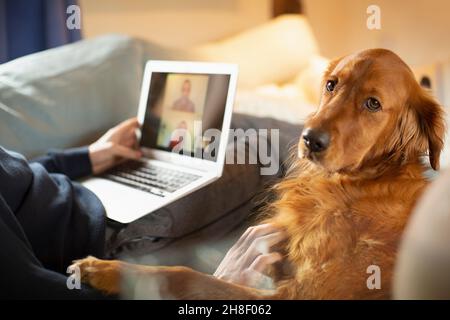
[111,144,142,160]
[119,118,141,149]
[118,117,140,132]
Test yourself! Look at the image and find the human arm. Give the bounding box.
[31,117,142,179]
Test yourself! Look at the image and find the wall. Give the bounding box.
[80,0,450,64]
[303,0,450,66]
[79,0,272,47]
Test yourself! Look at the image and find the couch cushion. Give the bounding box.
[195,14,319,89]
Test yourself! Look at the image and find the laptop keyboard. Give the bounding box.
[103,161,201,197]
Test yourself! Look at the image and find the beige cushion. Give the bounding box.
[293,55,329,105]
[195,14,319,89]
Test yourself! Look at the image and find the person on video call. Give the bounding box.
[0,117,283,299]
[172,79,196,113]
[167,120,188,150]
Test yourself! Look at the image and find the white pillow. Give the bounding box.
[195,14,319,89]
[234,84,315,124]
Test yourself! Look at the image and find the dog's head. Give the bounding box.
[299,48,445,174]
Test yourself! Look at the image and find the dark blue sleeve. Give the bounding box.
[31,147,93,180]
[0,193,109,300]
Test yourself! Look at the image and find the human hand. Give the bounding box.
[89,117,143,174]
[213,224,286,289]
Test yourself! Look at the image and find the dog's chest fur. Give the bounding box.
[268,161,429,299]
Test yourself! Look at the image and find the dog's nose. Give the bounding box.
[302,128,330,153]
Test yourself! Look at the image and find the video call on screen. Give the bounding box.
[140,72,230,161]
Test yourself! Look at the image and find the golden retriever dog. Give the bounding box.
[72,48,445,299]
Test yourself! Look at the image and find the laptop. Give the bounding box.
[81,60,238,223]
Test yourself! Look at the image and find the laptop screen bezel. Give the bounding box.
[137,60,238,177]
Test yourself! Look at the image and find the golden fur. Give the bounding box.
[73,49,445,299]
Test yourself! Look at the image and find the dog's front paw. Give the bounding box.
[70,256,122,295]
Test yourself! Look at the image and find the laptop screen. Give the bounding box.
[140,72,231,161]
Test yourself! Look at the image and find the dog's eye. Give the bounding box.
[364,97,382,112]
[326,80,337,92]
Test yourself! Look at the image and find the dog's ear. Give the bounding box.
[411,89,446,170]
